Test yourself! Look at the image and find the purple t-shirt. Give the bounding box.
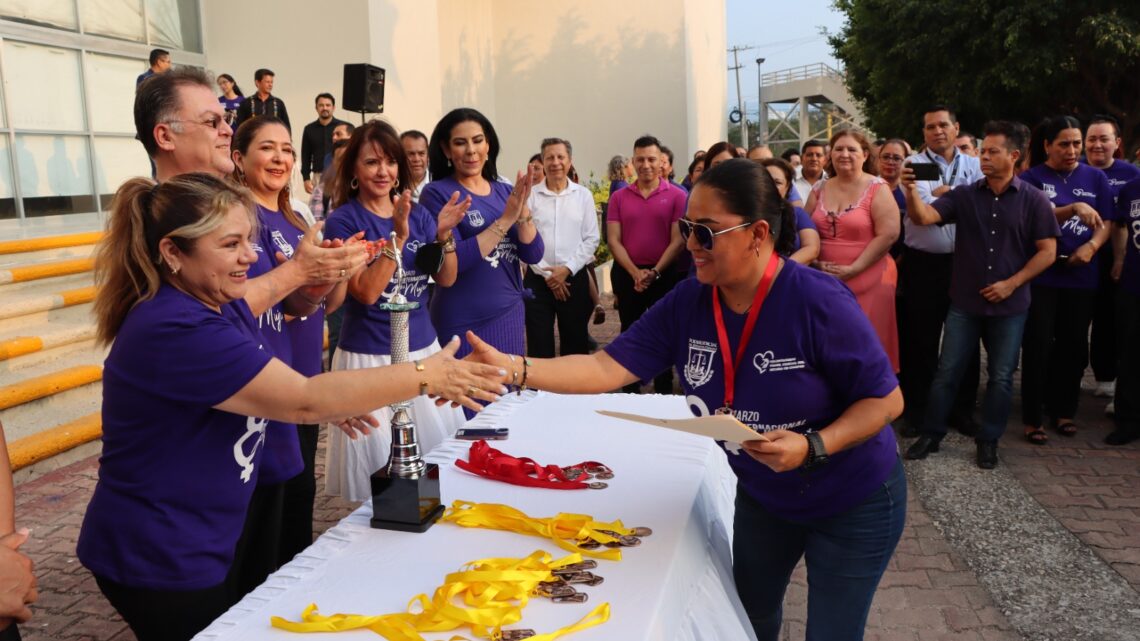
[251,205,303,483]
[1020,164,1115,290]
[324,199,438,354]
[607,180,686,266]
[790,206,816,252]
[604,261,900,521]
[260,209,326,378]
[931,177,1060,316]
[78,286,274,589]
[1114,179,1140,297]
[419,176,545,336]
[1089,159,1140,200]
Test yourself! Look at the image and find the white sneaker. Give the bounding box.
[1094,381,1116,398]
[1106,401,1115,416]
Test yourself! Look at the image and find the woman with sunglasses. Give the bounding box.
[805,130,901,372]
[465,158,905,641]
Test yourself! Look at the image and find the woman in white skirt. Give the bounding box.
[322,120,472,501]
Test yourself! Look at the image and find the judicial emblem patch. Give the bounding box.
[467,210,485,227]
[683,339,717,388]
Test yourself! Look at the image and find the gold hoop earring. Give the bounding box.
[234,167,246,185]
[393,178,400,190]
[350,177,359,190]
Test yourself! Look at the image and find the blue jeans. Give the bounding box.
[733,459,907,641]
[923,306,1026,442]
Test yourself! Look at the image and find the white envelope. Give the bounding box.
[596,410,770,444]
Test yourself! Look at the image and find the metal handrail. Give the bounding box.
[760,62,843,87]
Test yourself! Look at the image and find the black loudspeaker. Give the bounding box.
[342,63,385,113]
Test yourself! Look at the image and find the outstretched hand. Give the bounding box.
[422,336,509,412]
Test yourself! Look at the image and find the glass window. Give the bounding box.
[81,0,144,42]
[3,41,86,132]
[0,137,15,219]
[86,53,143,133]
[93,136,148,208]
[14,134,95,216]
[0,0,78,31]
[146,0,200,53]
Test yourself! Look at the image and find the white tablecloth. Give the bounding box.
[195,392,755,641]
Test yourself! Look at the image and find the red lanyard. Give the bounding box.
[711,252,779,414]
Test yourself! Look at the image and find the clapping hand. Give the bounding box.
[392,190,412,245]
[437,191,473,238]
[500,169,534,227]
[288,222,370,285]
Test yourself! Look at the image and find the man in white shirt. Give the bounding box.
[793,139,827,199]
[524,137,600,357]
[899,105,984,435]
[400,129,431,202]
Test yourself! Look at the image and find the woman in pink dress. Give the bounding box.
[805,130,901,371]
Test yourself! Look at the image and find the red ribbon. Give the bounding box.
[711,252,780,413]
[455,440,609,490]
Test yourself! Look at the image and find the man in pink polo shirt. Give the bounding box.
[606,134,687,393]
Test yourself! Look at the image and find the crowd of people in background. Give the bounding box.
[1,49,1136,641]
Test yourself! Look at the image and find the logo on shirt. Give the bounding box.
[1043,183,1057,199]
[753,350,805,374]
[1129,199,1140,219]
[683,339,718,388]
[1072,188,1096,199]
[1061,216,1090,237]
[405,239,424,254]
[233,416,267,483]
[1110,177,1128,187]
[467,209,485,228]
[270,230,294,259]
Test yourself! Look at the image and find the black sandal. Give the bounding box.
[1024,426,1048,445]
[592,305,606,325]
[1054,421,1078,437]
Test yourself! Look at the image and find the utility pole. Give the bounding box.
[728,45,755,147]
[756,57,766,145]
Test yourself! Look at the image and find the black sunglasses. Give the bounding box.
[678,218,752,250]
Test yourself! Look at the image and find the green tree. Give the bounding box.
[830,1,1140,150]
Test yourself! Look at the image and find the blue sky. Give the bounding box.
[725,0,847,118]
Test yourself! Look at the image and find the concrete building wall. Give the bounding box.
[201,0,372,138]
[488,0,692,182]
[202,0,725,182]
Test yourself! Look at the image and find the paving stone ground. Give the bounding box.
[13,294,1140,640]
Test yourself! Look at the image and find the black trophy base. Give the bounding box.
[369,462,444,532]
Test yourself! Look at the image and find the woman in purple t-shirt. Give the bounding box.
[321,120,470,502]
[216,73,244,127]
[1019,116,1115,443]
[420,108,544,360]
[80,173,504,641]
[466,159,906,641]
[231,116,357,586]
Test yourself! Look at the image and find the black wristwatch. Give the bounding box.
[802,431,829,471]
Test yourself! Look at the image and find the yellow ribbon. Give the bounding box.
[439,501,634,561]
[271,549,611,640]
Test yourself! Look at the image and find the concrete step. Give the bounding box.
[0,359,103,442]
[0,271,93,297]
[0,297,95,335]
[0,243,95,269]
[0,256,94,285]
